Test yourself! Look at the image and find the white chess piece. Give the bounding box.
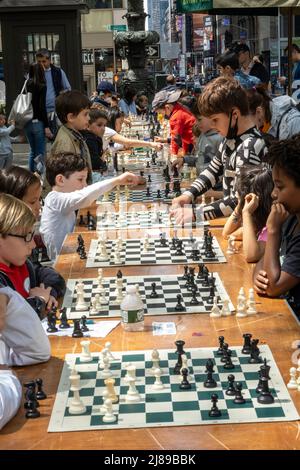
[75,280,88,311]
[68,368,86,415]
[180,354,190,378]
[100,390,109,413]
[287,367,298,389]
[99,347,108,369]
[210,296,221,318]
[90,295,100,314]
[221,299,231,316]
[98,239,109,261]
[153,368,164,390]
[101,356,113,378]
[105,341,117,361]
[247,288,257,315]
[151,349,160,372]
[80,340,92,363]
[226,235,236,255]
[236,287,247,317]
[95,268,104,293]
[100,290,108,305]
[126,377,141,402]
[142,237,149,253]
[104,377,118,403]
[124,364,136,383]
[102,398,117,423]
[113,247,121,264]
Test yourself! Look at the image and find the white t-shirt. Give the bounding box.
[0,370,21,430]
[40,178,116,261]
[103,126,117,151]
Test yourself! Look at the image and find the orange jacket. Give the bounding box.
[169,103,196,155]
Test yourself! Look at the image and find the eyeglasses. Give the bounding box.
[6,232,35,243]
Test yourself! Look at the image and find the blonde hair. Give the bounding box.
[0,193,36,237]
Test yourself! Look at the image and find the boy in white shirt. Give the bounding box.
[40,152,140,260]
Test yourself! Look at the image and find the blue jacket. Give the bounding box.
[0,125,14,155]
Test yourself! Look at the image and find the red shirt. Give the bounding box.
[0,262,30,298]
[169,103,196,155]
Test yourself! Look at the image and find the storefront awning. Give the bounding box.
[176,0,300,13]
[214,0,300,6]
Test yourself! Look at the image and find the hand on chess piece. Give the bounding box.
[171,193,192,210]
[150,142,163,150]
[29,283,55,310]
[171,205,194,226]
[171,157,184,171]
[116,172,140,187]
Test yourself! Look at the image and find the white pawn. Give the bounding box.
[98,239,108,261]
[75,280,88,311]
[100,389,109,413]
[151,349,160,372]
[226,235,236,255]
[100,290,108,305]
[247,288,257,315]
[126,377,141,402]
[113,248,121,264]
[221,299,231,316]
[210,296,221,318]
[80,340,92,363]
[287,367,298,389]
[101,356,113,378]
[236,287,247,318]
[153,368,164,390]
[142,238,149,253]
[102,398,117,423]
[95,268,104,293]
[90,294,100,314]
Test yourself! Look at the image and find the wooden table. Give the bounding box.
[1,230,299,450]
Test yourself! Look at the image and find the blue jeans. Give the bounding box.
[24,120,46,172]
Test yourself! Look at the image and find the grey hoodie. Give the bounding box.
[269,95,300,140]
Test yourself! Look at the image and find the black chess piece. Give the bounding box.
[140,170,144,177]
[24,382,39,409]
[221,343,230,363]
[248,339,263,364]
[190,286,200,306]
[25,400,41,419]
[255,370,264,394]
[182,265,189,280]
[233,382,246,404]
[159,232,167,247]
[174,340,186,374]
[146,187,151,197]
[117,270,123,279]
[180,368,191,390]
[79,215,85,226]
[197,263,204,280]
[202,267,210,287]
[46,311,58,333]
[150,282,159,298]
[148,175,152,183]
[59,307,70,329]
[204,359,217,388]
[81,315,89,332]
[206,284,215,305]
[79,249,87,260]
[257,376,274,404]
[157,189,161,199]
[217,336,225,356]
[72,319,83,338]
[174,294,186,312]
[35,378,47,400]
[226,374,236,396]
[223,355,235,370]
[242,333,252,354]
[175,240,184,256]
[209,394,222,417]
[146,161,150,168]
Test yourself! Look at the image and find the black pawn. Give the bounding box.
[175,240,184,256]
[234,382,246,404]
[46,311,58,333]
[148,175,151,183]
[242,333,252,354]
[117,270,123,279]
[24,382,39,409]
[81,315,89,332]
[174,294,186,312]
[190,287,200,306]
[217,336,225,356]
[72,319,83,338]
[226,374,236,396]
[209,394,222,418]
[197,263,205,280]
[223,355,235,370]
[180,368,191,390]
[35,378,47,400]
[182,265,189,280]
[204,360,217,388]
[257,376,274,405]
[157,189,161,199]
[25,401,40,419]
[146,187,151,197]
[150,282,159,298]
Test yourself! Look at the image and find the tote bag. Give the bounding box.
[8,79,33,129]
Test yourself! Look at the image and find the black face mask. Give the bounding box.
[226,110,238,139]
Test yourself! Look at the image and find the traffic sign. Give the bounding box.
[146,45,160,60]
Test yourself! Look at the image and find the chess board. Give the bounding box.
[62,273,234,319]
[97,188,183,205]
[96,210,207,231]
[48,344,299,432]
[86,236,226,268]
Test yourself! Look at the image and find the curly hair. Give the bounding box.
[267,136,300,187]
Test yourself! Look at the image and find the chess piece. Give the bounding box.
[174,340,185,374]
[236,287,247,318]
[234,382,246,404]
[287,367,298,389]
[204,359,217,388]
[102,398,117,423]
[247,288,257,315]
[75,280,88,311]
[68,368,86,415]
[257,376,274,404]
[35,378,47,400]
[242,333,252,355]
[59,307,70,329]
[226,235,236,255]
[210,297,221,318]
[80,340,92,363]
[209,394,222,418]
[104,378,118,403]
[72,319,83,338]
[225,374,236,396]
[126,377,141,402]
[153,368,164,390]
[151,349,160,372]
[221,299,231,316]
[81,315,89,332]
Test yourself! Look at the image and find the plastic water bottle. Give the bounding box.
[120,285,144,331]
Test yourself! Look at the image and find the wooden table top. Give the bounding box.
[1,229,299,450]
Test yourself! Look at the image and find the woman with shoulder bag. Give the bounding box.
[24,63,52,172]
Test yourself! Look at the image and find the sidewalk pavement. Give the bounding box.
[12,143,51,169]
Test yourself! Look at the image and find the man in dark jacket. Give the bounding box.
[36,48,71,137]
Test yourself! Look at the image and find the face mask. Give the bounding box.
[226,110,239,139]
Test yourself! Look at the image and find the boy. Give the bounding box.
[171,77,267,222]
[253,137,300,318]
[50,90,92,172]
[40,152,140,260]
[0,115,15,169]
[81,108,108,183]
[0,195,51,367]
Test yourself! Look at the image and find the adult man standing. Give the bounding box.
[35,48,71,137]
[233,43,269,86]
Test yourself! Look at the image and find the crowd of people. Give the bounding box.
[1,43,300,430]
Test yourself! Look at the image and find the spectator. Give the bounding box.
[233,43,269,86]
[216,52,261,89]
[119,86,137,116]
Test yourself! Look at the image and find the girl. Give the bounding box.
[222,165,273,263]
[119,86,137,116]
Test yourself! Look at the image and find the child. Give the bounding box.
[0,195,51,366]
[253,137,300,318]
[0,166,66,311]
[50,90,92,172]
[0,115,15,169]
[81,108,108,183]
[222,165,273,263]
[171,77,267,222]
[40,152,140,260]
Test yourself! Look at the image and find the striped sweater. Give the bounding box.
[183,127,268,221]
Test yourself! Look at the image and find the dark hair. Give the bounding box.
[166,75,176,85]
[35,48,51,59]
[236,165,273,232]
[107,108,124,130]
[89,108,108,124]
[46,152,88,187]
[267,136,300,187]
[232,43,250,54]
[246,86,272,123]
[123,86,137,104]
[216,52,239,71]
[198,77,249,117]
[55,90,91,124]
[28,62,46,86]
[0,166,41,200]
[284,43,300,54]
